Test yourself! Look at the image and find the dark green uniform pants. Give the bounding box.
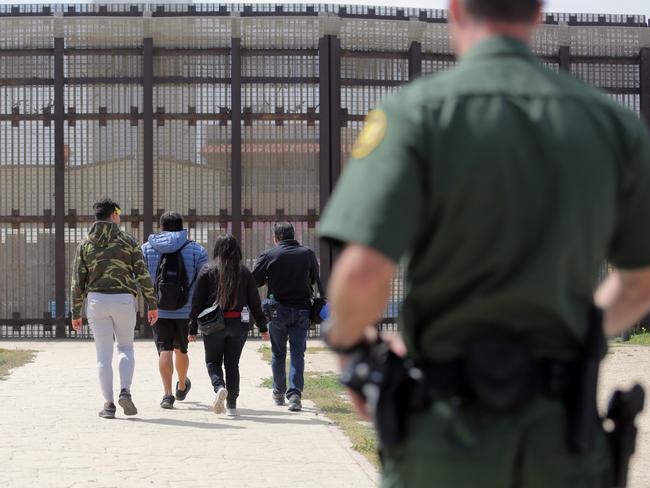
[382,397,611,488]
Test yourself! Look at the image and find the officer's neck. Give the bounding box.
[453,21,535,57]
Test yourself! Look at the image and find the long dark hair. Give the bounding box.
[211,234,242,309]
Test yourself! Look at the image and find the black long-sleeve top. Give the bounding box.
[189,264,268,335]
[252,239,322,309]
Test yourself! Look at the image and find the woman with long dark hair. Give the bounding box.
[189,235,269,416]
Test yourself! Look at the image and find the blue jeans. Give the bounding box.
[269,304,310,399]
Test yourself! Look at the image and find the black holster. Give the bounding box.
[567,306,608,453]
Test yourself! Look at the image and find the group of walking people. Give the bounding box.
[71,198,322,418]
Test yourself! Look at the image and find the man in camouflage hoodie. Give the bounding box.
[71,198,158,419]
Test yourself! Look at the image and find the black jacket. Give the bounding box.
[252,239,322,309]
[189,264,268,335]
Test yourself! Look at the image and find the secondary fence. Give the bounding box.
[0,3,649,338]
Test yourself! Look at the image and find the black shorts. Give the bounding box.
[152,318,190,354]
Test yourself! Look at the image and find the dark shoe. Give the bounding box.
[175,378,191,401]
[288,395,302,412]
[118,388,138,416]
[273,392,285,406]
[98,402,116,419]
[160,395,175,409]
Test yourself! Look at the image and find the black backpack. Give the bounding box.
[155,241,193,310]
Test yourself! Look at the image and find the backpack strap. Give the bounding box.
[177,240,199,288]
[178,240,193,253]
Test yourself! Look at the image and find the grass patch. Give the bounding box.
[0,349,35,379]
[258,344,379,466]
[258,344,330,363]
[625,332,650,346]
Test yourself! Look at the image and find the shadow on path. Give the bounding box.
[120,417,245,430]
[230,408,331,426]
[180,402,320,415]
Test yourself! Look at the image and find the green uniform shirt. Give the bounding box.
[320,36,650,362]
[71,221,157,319]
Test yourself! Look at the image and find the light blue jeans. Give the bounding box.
[86,292,137,403]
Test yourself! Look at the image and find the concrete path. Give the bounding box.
[0,340,378,488]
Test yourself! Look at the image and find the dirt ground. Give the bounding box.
[305,340,650,487]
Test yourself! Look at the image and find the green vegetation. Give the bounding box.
[609,326,650,346]
[258,344,379,466]
[0,349,35,379]
[258,344,329,363]
[625,332,650,346]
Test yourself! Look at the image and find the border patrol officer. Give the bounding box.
[320,0,650,486]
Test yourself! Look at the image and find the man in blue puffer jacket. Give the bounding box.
[142,212,208,409]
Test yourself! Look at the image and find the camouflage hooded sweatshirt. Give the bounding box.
[71,221,157,319]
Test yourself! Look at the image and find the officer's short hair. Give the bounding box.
[93,198,120,221]
[160,211,183,232]
[463,0,540,21]
[274,222,295,241]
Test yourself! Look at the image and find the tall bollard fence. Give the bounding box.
[0,4,648,338]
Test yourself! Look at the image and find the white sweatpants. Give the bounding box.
[86,292,137,403]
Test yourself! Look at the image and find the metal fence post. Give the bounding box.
[142,37,153,338]
[231,26,243,243]
[318,36,332,286]
[559,45,571,73]
[143,38,154,243]
[408,41,422,80]
[641,48,650,127]
[54,36,66,338]
[318,33,341,287]
[330,36,342,189]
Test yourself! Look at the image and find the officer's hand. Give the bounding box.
[261,331,270,341]
[339,355,371,420]
[381,332,407,357]
[188,335,197,342]
[349,390,371,420]
[148,309,158,326]
[72,318,83,333]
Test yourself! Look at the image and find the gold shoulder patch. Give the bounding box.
[351,109,388,160]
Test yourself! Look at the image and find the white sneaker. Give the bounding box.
[226,407,238,417]
[213,387,228,415]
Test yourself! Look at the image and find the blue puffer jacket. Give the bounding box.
[142,230,209,319]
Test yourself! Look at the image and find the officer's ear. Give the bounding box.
[448,0,465,26]
[532,2,544,26]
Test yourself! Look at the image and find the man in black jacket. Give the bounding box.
[253,222,321,412]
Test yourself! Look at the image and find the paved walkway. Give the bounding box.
[0,340,378,488]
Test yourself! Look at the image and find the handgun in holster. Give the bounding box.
[339,339,429,448]
[607,384,645,488]
[558,306,645,487]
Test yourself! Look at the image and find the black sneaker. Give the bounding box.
[118,388,138,416]
[175,378,191,401]
[288,395,302,412]
[98,402,116,419]
[160,395,175,409]
[273,392,285,406]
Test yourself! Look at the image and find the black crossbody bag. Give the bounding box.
[197,303,226,335]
